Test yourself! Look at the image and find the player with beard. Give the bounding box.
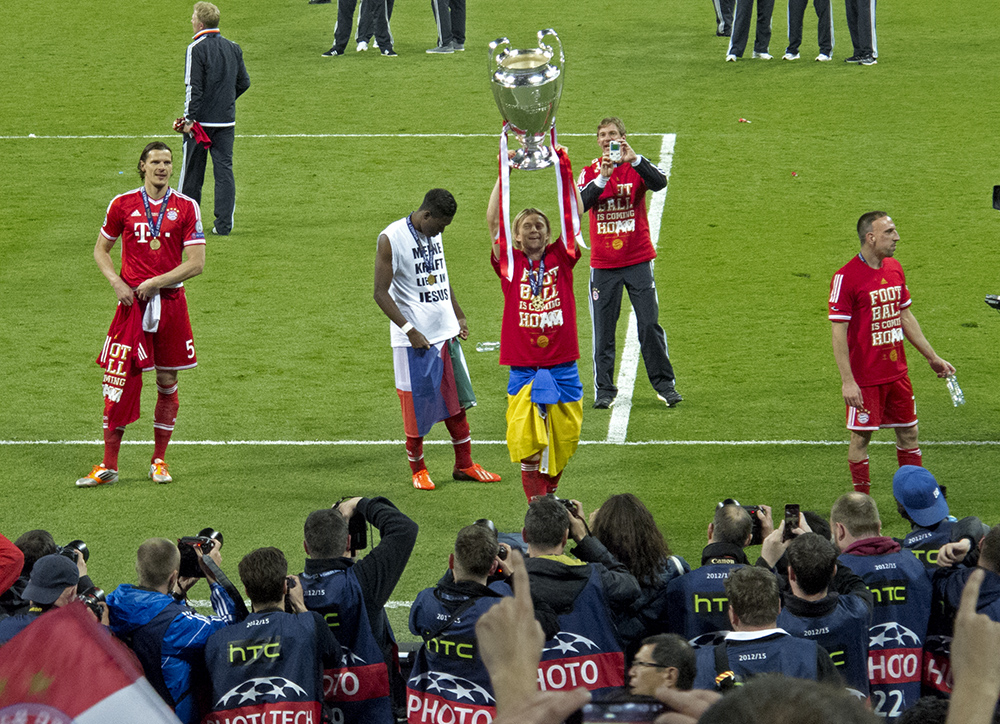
[829,212,953,495]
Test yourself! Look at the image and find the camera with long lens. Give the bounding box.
[473,519,507,560]
[78,585,106,620]
[177,528,224,578]
[717,499,764,546]
[58,540,90,564]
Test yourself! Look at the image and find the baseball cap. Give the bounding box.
[22,554,80,605]
[892,465,949,527]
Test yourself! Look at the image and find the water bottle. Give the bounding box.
[945,375,965,407]
[476,341,501,352]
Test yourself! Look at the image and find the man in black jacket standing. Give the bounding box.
[178,2,250,236]
[299,497,418,723]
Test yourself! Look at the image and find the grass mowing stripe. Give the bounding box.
[607,134,677,443]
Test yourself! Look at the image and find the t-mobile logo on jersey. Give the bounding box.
[134,222,170,243]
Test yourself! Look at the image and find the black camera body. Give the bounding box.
[718,499,764,546]
[333,499,368,554]
[178,528,223,578]
[78,585,106,620]
[473,519,507,560]
[58,539,90,564]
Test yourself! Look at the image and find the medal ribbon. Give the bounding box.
[406,215,437,280]
[551,126,585,252]
[140,187,172,242]
[527,257,545,297]
[497,123,515,282]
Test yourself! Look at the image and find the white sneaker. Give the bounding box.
[149,458,173,484]
[816,53,833,61]
[725,54,737,62]
[782,52,799,60]
[752,51,773,60]
[356,41,368,52]
[76,464,118,487]
[372,39,379,49]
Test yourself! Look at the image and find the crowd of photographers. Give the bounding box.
[2,468,1000,724]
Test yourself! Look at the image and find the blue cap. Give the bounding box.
[22,554,79,605]
[892,466,949,527]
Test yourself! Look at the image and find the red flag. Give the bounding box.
[0,602,181,723]
[97,301,153,431]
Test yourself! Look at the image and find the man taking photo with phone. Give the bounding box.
[577,117,681,410]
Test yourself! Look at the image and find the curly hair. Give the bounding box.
[590,493,671,586]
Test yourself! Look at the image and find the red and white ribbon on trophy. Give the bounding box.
[496,123,585,282]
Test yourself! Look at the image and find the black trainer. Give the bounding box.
[593,394,615,410]
[844,55,862,63]
[986,295,1000,312]
[656,387,683,407]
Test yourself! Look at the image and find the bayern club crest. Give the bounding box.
[166,209,179,221]
[408,672,495,705]
[857,412,870,424]
[216,677,308,708]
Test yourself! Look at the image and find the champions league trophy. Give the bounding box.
[489,29,564,170]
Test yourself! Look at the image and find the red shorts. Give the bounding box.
[846,375,917,431]
[141,287,197,370]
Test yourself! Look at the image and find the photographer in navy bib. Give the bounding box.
[203,547,341,724]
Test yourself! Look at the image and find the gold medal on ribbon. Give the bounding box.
[150,238,161,250]
[537,335,549,348]
[530,297,545,312]
[427,274,437,285]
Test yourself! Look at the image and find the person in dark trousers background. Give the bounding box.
[178,2,250,236]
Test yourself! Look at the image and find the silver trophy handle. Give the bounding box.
[488,37,512,72]
[537,29,563,68]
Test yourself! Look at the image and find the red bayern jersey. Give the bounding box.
[578,160,656,269]
[492,240,581,368]
[100,187,205,287]
[829,254,912,386]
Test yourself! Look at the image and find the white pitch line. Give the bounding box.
[0,132,669,141]
[606,134,676,444]
[3,439,996,446]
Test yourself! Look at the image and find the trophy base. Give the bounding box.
[511,146,555,171]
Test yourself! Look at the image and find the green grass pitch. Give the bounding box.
[1,0,998,638]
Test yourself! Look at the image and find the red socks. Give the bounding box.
[406,436,427,474]
[444,410,473,470]
[897,446,923,468]
[521,461,545,500]
[849,448,921,496]
[542,471,563,496]
[153,384,179,462]
[849,458,871,495]
[102,425,124,470]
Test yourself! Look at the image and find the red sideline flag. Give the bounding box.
[0,601,181,723]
